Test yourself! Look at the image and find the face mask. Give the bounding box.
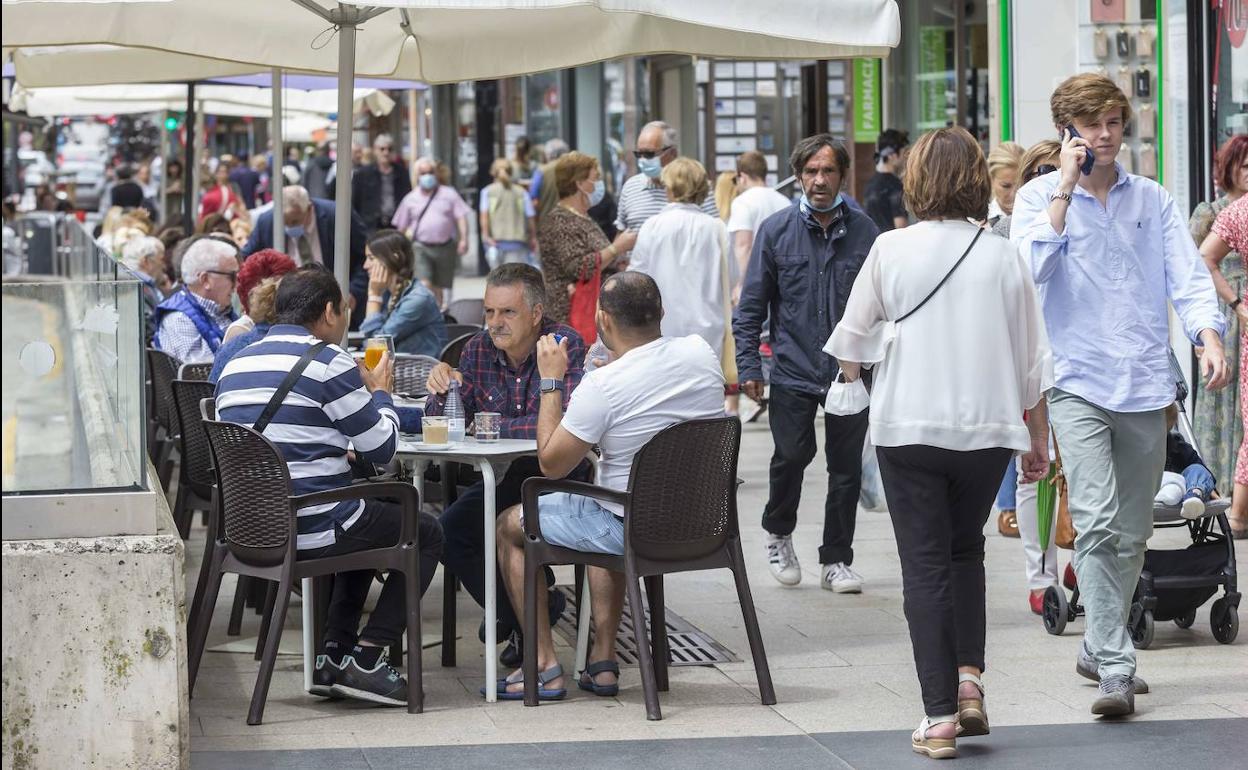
[285,225,305,240]
[800,187,844,214]
[418,173,437,190]
[638,156,663,179]
[587,179,606,208]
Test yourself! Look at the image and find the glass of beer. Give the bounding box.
[475,412,501,442]
[363,335,394,369]
[421,416,449,447]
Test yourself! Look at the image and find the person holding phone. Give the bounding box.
[1011,74,1228,718]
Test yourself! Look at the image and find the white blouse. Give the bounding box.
[825,219,1053,452]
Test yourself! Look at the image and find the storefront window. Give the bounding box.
[525,71,563,147]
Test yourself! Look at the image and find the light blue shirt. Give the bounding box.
[360,280,448,358]
[1011,165,1225,413]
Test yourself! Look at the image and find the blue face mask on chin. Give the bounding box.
[800,188,844,214]
[638,156,663,179]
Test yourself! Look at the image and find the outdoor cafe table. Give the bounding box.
[395,436,537,703]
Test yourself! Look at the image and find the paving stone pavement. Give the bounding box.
[190,275,1248,765]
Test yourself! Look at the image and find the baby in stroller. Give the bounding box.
[1154,405,1217,520]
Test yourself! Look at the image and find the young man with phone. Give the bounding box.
[1011,74,1229,718]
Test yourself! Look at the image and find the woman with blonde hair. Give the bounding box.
[714,170,738,224]
[986,141,1025,225]
[827,127,1052,759]
[481,157,538,268]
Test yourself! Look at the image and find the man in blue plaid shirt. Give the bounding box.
[424,264,585,664]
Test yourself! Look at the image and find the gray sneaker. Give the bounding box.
[330,654,408,707]
[1091,674,1135,716]
[1076,644,1149,694]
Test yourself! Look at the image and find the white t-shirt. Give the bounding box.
[726,185,792,235]
[561,335,726,517]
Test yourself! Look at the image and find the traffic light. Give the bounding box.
[164,116,179,131]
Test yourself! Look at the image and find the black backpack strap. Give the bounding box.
[896,227,985,324]
[253,341,330,434]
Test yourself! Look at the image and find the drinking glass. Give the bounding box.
[475,411,501,442]
[363,335,394,369]
[421,416,449,447]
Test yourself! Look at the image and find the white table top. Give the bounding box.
[395,436,537,461]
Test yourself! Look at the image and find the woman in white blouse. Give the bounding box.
[627,157,731,360]
[825,127,1053,760]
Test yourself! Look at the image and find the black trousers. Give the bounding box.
[876,444,1012,717]
[761,384,869,565]
[303,501,445,648]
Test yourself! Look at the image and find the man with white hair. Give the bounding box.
[242,184,369,327]
[392,156,471,309]
[121,235,167,342]
[351,133,412,234]
[153,238,238,363]
[615,121,719,237]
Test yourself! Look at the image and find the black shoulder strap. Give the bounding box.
[895,227,984,324]
[253,341,330,434]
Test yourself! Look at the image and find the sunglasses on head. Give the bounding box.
[1025,163,1058,183]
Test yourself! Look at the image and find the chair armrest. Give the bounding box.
[291,482,422,542]
[519,477,629,542]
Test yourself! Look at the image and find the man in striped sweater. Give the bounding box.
[216,267,443,707]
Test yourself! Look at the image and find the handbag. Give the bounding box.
[568,253,602,346]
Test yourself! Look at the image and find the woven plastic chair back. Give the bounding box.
[202,420,294,564]
[440,332,476,368]
[393,354,440,398]
[446,298,485,326]
[172,379,218,489]
[147,348,181,431]
[178,362,213,381]
[625,417,740,562]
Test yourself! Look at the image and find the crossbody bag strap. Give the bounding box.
[253,341,330,434]
[895,227,984,324]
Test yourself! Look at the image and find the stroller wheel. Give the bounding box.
[1129,602,1155,649]
[1210,598,1239,644]
[1043,586,1068,636]
[1174,607,1197,629]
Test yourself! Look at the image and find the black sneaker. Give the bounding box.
[310,654,345,698]
[330,654,408,706]
[499,630,524,668]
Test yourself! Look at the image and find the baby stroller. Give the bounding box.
[1042,353,1240,648]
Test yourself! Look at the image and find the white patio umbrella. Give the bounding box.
[2,0,901,699]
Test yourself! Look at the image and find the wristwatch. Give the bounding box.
[539,378,565,395]
[1050,189,1073,203]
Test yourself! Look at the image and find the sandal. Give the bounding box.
[577,660,620,697]
[997,509,1019,538]
[957,673,989,737]
[483,663,567,701]
[912,714,958,760]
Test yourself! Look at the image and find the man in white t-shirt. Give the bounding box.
[726,150,793,301]
[490,271,725,701]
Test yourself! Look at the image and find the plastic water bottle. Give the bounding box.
[445,380,466,444]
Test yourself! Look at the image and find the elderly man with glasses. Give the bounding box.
[352,133,412,235]
[615,121,719,242]
[153,237,239,363]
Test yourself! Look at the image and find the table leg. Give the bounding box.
[480,460,498,702]
[575,576,591,676]
[301,577,314,692]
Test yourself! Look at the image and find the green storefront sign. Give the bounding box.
[853,59,882,143]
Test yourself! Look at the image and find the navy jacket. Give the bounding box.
[242,198,369,327]
[352,163,412,233]
[734,199,879,396]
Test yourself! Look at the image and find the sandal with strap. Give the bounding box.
[957,673,989,737]
[912,714,958,760]
[484,663,567,701]
[577,660,621,697]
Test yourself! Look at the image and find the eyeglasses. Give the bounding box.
[1025,163,1058,183]
[632,146,672,160]
[205,270,238,284]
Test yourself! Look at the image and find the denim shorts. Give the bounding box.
[533,492,625,555]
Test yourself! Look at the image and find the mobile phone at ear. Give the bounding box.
[1066,125,1096,176]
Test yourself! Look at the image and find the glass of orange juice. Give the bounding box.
[363,335,394,369]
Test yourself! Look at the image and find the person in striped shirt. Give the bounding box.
[215,267,443,708]
[614,121,720,242]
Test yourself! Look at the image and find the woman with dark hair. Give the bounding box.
[827,127,1052,759]
[360,228,447,357]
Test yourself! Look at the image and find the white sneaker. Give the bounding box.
[1180,495,1206,520]
[765,534,801,586]
[822,562,863,593]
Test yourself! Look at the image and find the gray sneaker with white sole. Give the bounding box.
[1091,673,1135,716]
[1076,643,1148,694]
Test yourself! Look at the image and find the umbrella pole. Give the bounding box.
[184,83,196,230]
[333,15,357,317]
[271,68,284,253]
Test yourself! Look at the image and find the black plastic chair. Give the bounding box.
[147,348,182,489]
[178,361,213,381]
[519,417,775,720]
[170,379,217,539]
[440,332,476,368]
[189,419,427,724]
[446,298,484,326]
[444,323,483,342]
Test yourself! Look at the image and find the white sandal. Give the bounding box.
[957,672,989,737]
[912,714,958,759]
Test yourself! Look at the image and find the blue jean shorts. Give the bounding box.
[533,492,625,555]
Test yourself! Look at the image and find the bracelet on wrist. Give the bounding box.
[367,295,385,304]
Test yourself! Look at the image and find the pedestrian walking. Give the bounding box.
[986,142,1024,227]
[351,134,412,234]
[727,150,792,301]
[392,156,472,310]
[733,133,879,592]
[862,128,909,233]
[480,158,538,268]
[615,121,719,240]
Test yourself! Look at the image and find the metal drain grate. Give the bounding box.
[552,585,737,666]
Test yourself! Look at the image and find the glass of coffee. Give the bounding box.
[421,416,449,447]
[475,411,501,442]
